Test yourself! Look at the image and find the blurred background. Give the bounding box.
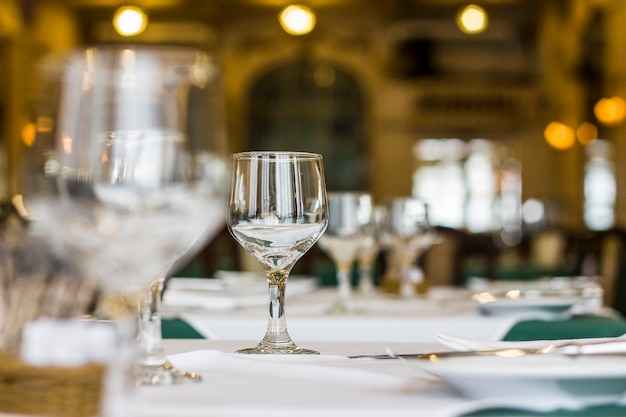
[1,0,626,304]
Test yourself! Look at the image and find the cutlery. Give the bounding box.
[348,339,626,359]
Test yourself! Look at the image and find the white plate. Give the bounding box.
[473,295,581,318]
[408,354,626,410]
[469,276,605,318]
[468,276,600,294]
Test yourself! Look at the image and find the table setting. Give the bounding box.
[153,269,626,417]
[160,272,622,342]
[127,335,626,417]
[3,43,626,417]
[153,270,626,417]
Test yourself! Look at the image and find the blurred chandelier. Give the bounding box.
[278,4,316,36]
[456,4,488,34]
[113,5,148,37]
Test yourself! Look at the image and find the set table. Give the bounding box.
[145,279,626,417]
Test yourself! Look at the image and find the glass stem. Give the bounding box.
[358,257,375,295]
[336,261,354,311]
[399,250,421,298]
[399,263,416,298]
[138,278,167,366]
[261,271,293,346]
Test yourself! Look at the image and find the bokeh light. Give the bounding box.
[21,122,36,147]
[113,5,148,37]
[278,5,316,36]
[544,121,575,150]
[594,96,626,126]
[522,198,545,225]
[576,122,598,145]
[456,5,488,34]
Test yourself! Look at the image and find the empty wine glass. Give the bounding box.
[380,197,435,298]
[23,45,229,383]
[317,192,373,312]
[356,205,386,296]
[227,151,328,354]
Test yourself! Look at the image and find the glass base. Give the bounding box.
[135,361,202,386]
[235,340,319,355]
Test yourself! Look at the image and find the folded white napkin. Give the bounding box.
[435,332,626,354]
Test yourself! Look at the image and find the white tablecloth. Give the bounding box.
[130,339,514,417]
[164,285,520,343]
[137,280,622,417]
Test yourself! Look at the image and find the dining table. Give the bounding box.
[134,338,626,417]
[135,273,626,417]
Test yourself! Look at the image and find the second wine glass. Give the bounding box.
[317,192,373,312]
[380,197,435,298]
[227,151,328,354]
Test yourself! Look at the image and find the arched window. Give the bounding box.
[247,60,368,191]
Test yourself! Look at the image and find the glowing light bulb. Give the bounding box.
[594,96,626,126]
[278,5,316,36]
[21,122,36,147]
[113,5,148,37]
[544,121,575,150]
[457,4,488,34]
[576,122,598,145]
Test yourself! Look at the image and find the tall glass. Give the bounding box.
[357,205,386,296]
[317,192,373,312]
[23,45,228,382]
[381,197,434,298]
[227,151,328,354]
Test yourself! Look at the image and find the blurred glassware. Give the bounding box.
[23,45,229,385]
[380,197,436,298]
[317,192,373,312]
[356,205,386,296]
[227,151,328,354]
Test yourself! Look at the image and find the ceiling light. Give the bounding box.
[576,122,598,145]
[594,96,626,126]
[544,121,575,150]
[278,5,316,36]
[456,4,488,35]
[113,5,148,37]
[21,122,36,147]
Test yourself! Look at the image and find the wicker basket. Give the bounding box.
[0,351,105,417]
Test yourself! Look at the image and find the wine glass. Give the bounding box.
[23,45,229,383]
[317,192,373,312]
[227,151,328,354]
[356,205,386,296]
[380,197,435,298]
